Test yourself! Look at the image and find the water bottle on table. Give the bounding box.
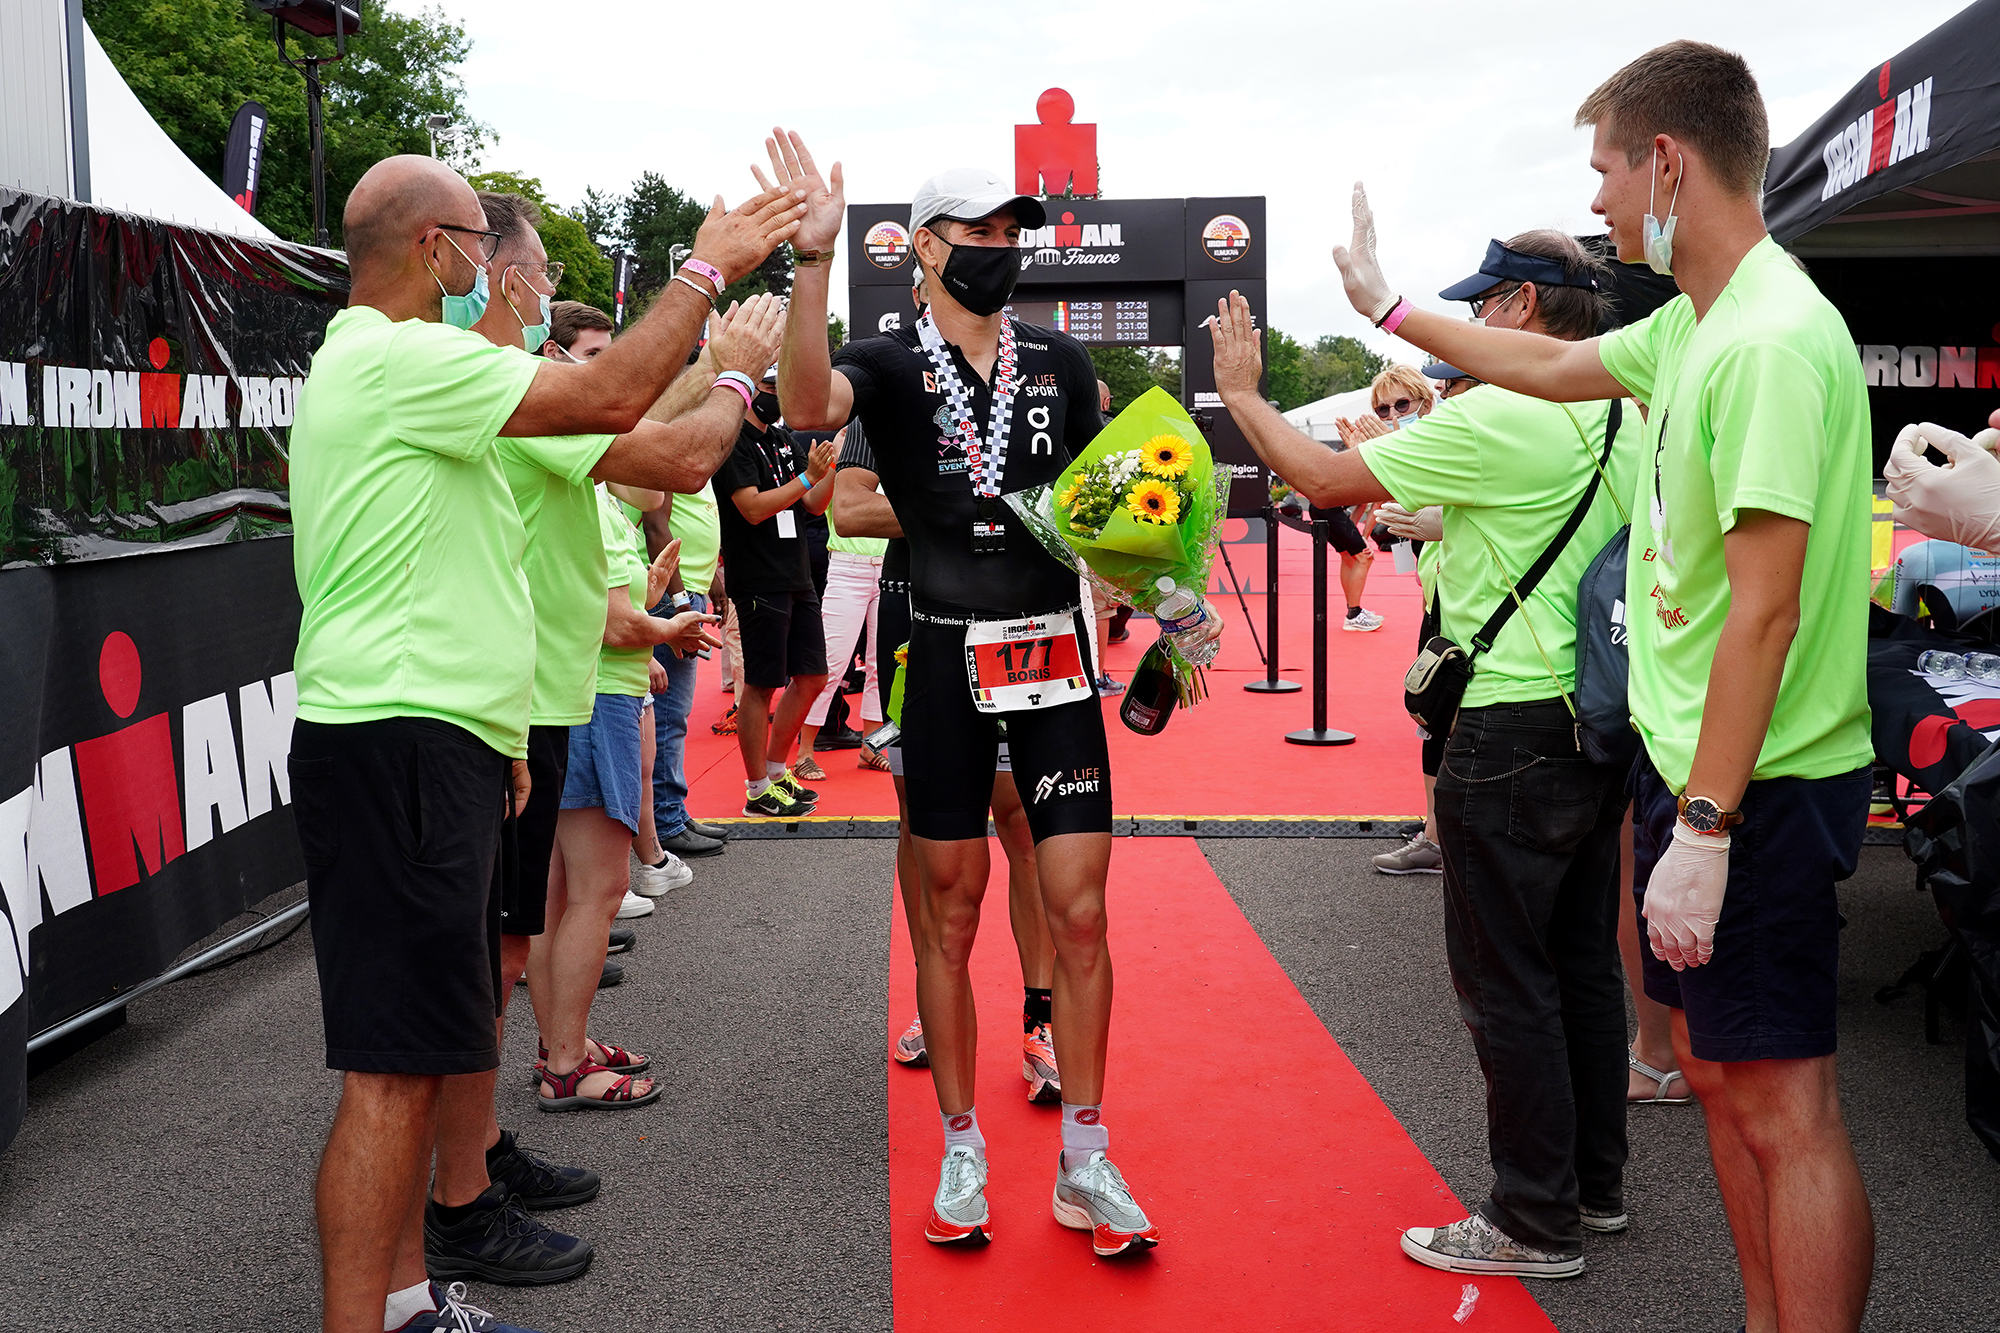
[1918,649,2000,683]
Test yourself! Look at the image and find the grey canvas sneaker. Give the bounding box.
[1053,1151,1160,1256]
[1372,834,1444,875]
[1400,1212,1584,1278]
[924,1145,990,1244]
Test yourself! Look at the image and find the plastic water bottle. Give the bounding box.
[1919,650,1969,679]
[1153,576,1223,667]
[1969,652,2000,683]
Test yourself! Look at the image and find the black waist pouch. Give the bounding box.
[1404,636,1474,734]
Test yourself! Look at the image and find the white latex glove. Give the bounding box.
[1377,502,1443,542]
[1642,822,1731,970]
[1884,421,2000,552]
[1329,182,1398,324]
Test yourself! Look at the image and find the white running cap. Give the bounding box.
[910,167,1047,236]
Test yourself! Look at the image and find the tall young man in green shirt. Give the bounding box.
[288,153,800,1333]
[1213,231,1636,1279]
[1325,41,1876,1332]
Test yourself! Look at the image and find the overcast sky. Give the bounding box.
[427,0,1974,355]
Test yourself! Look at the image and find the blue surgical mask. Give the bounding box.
[1643,152,1683,277]
[1395,412,1421,429]
[519,291,552,354]
[432,232,489,329]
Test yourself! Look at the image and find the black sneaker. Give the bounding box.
[775,770,819,804]
[744,783,814,817]
[486,1129,601,1210]
[687,819,732,841]
[814,724,865,751]
[598,960,624,989]
[396,1281,540,1332]
[661,826,725,858]
[605,927,635,956]
[424,1181,593,1286]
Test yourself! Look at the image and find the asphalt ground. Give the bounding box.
[3,837,1992,1331]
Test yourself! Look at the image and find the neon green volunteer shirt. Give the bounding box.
[1597,235,1873,790]
[1363,389,1633,711]
[596,486,653,698]
[496,415,615,727]
[291,306,540,758]
[671,483,722,595]
[826,503,889,559]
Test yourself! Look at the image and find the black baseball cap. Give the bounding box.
[1422,361,1468,380]
[1439,239,1600,302]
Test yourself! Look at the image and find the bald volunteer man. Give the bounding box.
[287,154,801,1333]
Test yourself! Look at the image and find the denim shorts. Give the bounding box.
[1631,754,1869,1063]
[561,692,647,834]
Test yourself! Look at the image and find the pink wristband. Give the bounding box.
[712,376,754,411]
[680,257,726,295]
[1380,297,1414,335]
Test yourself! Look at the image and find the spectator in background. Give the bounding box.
[716,361,839,816]
[1329,364,1437,632]
[1885,408,2000,552]
[798,419,887,772]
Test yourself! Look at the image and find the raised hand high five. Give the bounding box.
[691,184,809,287]
[1329,182,1398,324]
[708,293,786,379]
[753,128,844,255]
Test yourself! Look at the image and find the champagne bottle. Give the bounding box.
[1119,640,1179,736]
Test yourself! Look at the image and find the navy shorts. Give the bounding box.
[1630,755,1869,1063]
[561,693,646,834]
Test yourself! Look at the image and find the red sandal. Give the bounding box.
[536,1060,661,1112]
[530,1038,649,1087]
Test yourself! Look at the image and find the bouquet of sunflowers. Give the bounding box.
[1006,387,1230,698]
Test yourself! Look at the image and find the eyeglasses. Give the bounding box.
[504,261,565,290]
[1469,285,1522,319]
[1373,397,1418,421]
[433,223,503,263]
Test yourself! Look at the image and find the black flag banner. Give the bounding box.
[0,187,349,566]
[222,102,271,216]
[0,190,346,1155]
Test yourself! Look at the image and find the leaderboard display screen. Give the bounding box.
[1003,285,1183,347]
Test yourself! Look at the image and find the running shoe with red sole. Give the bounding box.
[925,1145,991,1245]
[1023,1022,1061,1104]
[1053,1150,1159,1256]
[892,1016,928,1067]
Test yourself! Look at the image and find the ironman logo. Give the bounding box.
[866,221,912,269]
[1202,214,1251,263]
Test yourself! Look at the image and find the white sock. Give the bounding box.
[766,759,788,780]
[746,777,771,798]
[1061,1102,1109,1172]
[941,1107,986,1160]
[384,1280,435,1330]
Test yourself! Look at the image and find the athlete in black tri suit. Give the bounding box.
[769,129,1159,1257]
[835,403,1062,1106]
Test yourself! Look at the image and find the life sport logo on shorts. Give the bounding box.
[866,221,912,269]
[1201,214,1252,263]
[1033,768,1104,803]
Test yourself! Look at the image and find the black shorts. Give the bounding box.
[737,589,827,689]
[1630,754,1869,1063]
[1326,505,1367,556]
[901,606,1112,844]
[290,717,509,1075]
[497,725,568,938]
[878,577,911,722]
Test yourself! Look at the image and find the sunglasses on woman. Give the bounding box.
[1373,397,1418,421]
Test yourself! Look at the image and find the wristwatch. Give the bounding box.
[1676,794,1744,836]
[791,246,834,267]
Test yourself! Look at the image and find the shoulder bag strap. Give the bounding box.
[1468,400,1623,655]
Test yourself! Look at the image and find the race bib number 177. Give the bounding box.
[963,611,1091,714]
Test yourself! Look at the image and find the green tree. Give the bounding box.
[1087,346,1159,415]
[86,0,486,248]
[1263,329,1312,411]
[826,314,847,355]
[609,172,790,311]
[1147,348,1181,403]
[466,170,612,314]
[1262,330,1387,410]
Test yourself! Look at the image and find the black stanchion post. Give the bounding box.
[1286,507,1355,747]
[1245,503,1300,694]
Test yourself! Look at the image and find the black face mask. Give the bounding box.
[934,240,1020,317]
[752,391,780,423]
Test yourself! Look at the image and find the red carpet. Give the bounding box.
[884,837,1557,1333]
[685,524,1428,823]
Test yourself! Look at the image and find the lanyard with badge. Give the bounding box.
[913,312,1089,713]
[755,428,801,540]
[916,310,1019,556]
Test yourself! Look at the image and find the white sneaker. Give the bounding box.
[633,851,693,897]
[924,1145,991,1244]
[615,890,655,919]
[1343,608,1385,632]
